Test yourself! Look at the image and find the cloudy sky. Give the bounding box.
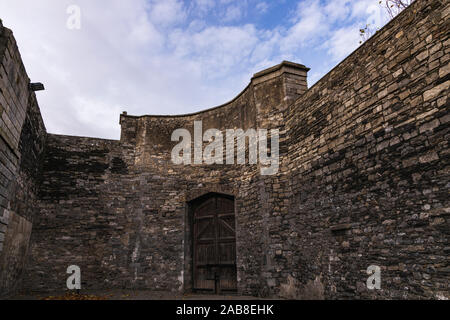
[0,0,392,139]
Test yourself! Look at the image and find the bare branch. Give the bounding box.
[380,0,415,18]
[360,0,415,44]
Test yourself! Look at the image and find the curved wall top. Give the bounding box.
[119,61,310,154]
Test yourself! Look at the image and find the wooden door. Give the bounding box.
[193,194,237,293]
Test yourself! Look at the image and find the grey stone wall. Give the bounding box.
[25,61,309,295]
[1,0,449,299]
[0,22,47,296]
[284,0,449,299]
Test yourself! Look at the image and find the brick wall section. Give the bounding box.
[284,0,449,299]
[0,22,47,296]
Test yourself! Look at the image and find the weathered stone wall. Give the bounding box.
[25,61,309,295]
[0,22,47,296]
[25,135,130,292]
[283,0,449,299]
[1,0,449,299]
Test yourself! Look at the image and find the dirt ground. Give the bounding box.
[7,289,263,300]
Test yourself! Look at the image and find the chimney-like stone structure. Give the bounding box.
[249,61,310,132]
[251,61,310,111]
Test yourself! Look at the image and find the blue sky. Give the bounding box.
[0,0,392,139]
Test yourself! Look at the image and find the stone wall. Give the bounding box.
[1,0,449,299]
[284,0,449,299]
[25,61,309,295]
[0,21,47,296]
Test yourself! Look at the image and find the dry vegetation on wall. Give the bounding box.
[360,0,415,43]
[382,0,416,18]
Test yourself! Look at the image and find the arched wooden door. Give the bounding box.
[192,194,237,293]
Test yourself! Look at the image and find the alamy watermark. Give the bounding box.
[171,121,279,175]
[366,265,381,290]
[66,5,81,30]
[66,265,81,290]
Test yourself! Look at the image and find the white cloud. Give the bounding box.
[223,5,243,22]
[323,0,352,22]
[280,0,327,52]
[325,25,362,62]
[169,24,260,78]
[256,2,269,14]
[0,0,394,139]
[148,0,186,26]
[193,0,215,14]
